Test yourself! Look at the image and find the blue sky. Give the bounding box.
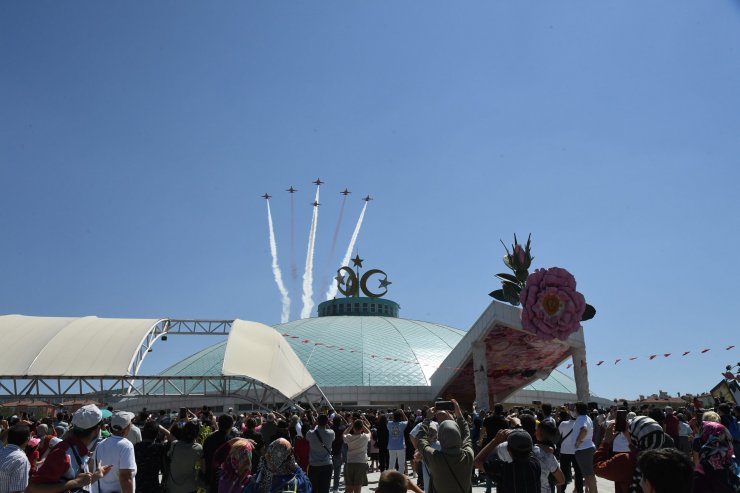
[2,1,740,401]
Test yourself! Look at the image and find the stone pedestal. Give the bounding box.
[472,341,491,410]
[567,327,591,402]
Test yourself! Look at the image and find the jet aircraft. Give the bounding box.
[341,188,351,196]
[286,186,297,193]
[362,195,373,202]
[313,178,324,186]
[261,193,271,200]
[312,201,320,207]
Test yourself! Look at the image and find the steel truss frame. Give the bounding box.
[0,319,331,412]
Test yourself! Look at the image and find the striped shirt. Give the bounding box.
[0,444,31,493]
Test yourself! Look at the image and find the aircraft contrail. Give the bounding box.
[325,193,347,277]
[266,200,291,323]
[300,186,320,319]
[290,192,298,281]
[326,201,368,300]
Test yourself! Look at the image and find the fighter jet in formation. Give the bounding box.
[286,186,297,193]
[261,193,272,200]
[341,188,351,196]
[312,201,321,207]
[313,178,324,186]
[362,195,373,202]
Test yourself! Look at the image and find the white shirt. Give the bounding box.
[573,414,594,451]
[94,436,137,493]
[0,444,30,493]
[605,420,631,453]
[126,425,142,445]
[558,420,576,455]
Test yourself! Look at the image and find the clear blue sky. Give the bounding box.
[2,1,739,401]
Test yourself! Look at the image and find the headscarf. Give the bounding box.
[437,419,462,456]
[628,416,664,451]
[220,439,254,486]
[697,421,735,473]
[257,438,298,493]
[628,417,665,493]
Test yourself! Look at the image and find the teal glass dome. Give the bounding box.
[159,315,465,388]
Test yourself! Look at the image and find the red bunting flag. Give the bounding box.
[597,361,604,366]
[664,354,671,357]
[649,355,657,360]
[302,339,310,343]
[701,349,710,353]
[683,351,690,356]
[315,342,323,346]
[566,364,572,369]
[726,345,735,350]
[629,357,638,361]
[615,359,621,365]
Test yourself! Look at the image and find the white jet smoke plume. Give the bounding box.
[266,201,291,323]
[326,201,367,300]
[300,186,320,318]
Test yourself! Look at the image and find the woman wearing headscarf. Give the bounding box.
[218,438,255,493]
[692,421,740,493]
[415,399,474,493]
[249,438,311,493]
[593,416,665,493]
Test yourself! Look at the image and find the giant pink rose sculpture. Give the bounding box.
[520,267,586,341]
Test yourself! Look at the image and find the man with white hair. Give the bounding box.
[94,411,137,493]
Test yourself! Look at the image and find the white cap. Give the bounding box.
[110,411,135,432]
[71,405,103,429]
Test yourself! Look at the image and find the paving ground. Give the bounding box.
[349,469,617,493]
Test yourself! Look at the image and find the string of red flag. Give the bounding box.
[277,328,738,375]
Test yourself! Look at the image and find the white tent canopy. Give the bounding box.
[0,315,321,405]
[0,315,161,376]
[222,320,316,400]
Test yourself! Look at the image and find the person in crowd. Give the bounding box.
[475,428,541,493]
[693,410,721,464]
[557,408,583,493]
[133,421,170,493]
[416,399,474,493]
[663,406,679,446]
[306,414,334,493]
[692,421,740,493]
[387,409,408,473]
[343,418,372,493]
[676,413,693,455]
[29,405,113,493]
[0,424,31,493]
[203,414,234,493]
[330,415,346,493]
[260,414,278,446]
[636,448,693,493]
[251,438,311,493]
[570,402,597,493]
[242,417,265,473]
[377,413,390,472]
[593,415,665,493]
[25,437,41,476]
[480,404,508,493]
[218,438,255,493]
[293,423,311,471]
[369,423,380,473]
[375,470,423,493]
[94,411,137,493]
[166,421,203,493]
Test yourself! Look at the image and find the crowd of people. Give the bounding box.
[1,399,739,493]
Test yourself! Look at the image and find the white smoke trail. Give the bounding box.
[300,186,320,319]
[266,201,291,323]
[326,201,367,300]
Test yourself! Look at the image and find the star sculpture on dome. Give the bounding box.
[352,254,364,268]
[335,273,345,286]
[334,255,392,299]
[379,277,392,289]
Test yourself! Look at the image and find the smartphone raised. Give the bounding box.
[615,409,628,432]
[435,400,454,411]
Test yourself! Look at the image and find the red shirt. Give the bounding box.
[31,434,91,484]
[593,440,637,493]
